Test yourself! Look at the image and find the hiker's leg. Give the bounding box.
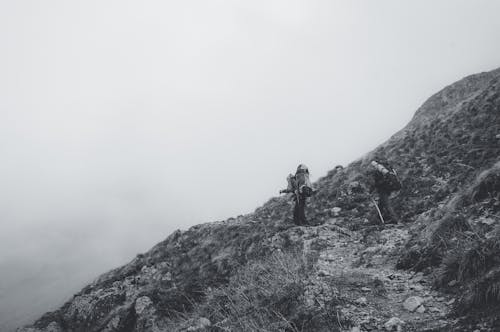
[386,197,399,224]
[379,192,397,224]
[378,192,390,223]
[299,196,307,225]
[293,199,301,225]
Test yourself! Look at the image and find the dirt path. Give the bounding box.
[300,220,455,331]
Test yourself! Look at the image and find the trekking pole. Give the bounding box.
[370,197,385,225]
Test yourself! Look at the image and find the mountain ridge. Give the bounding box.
[19,67,500,332]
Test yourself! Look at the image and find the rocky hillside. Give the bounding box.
[20,67,500,332]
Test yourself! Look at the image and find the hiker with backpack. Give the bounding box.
[280,164,314,225]
[366,158,401,224]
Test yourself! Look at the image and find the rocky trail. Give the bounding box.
[294,219,456,332]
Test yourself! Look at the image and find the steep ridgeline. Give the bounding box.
[20,68,500,332]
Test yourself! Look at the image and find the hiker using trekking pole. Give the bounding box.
[365,157,401,224]
[280,164,314,226]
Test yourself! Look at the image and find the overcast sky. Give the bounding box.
[1,0,500,330]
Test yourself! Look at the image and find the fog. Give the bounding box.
[1,0,500,330]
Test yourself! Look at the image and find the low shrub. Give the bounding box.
[397,213,471,271]
[470,162,500,202]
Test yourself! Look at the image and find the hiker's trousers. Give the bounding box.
[378,191,398,223]
[293,195,307,226]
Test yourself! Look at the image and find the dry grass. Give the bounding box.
[471,162,500,197]
[181,250,343,332]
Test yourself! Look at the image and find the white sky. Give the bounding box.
[1,0,500,329]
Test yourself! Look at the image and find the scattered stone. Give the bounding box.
[363,246,379,254]
[384,317,404,331]
[332,207,342,216]
[448,280,458,287]
[403,296,424,312]
[351,326,362,332]
[411,273,424,282]
[326,218,339,225]
[436,297,445,302]
[187,317,211,331]
[363,324,376,331]
[416,305,426,313]
[361,287,372,292]
[446,298,456,305]
[410,284,424,291]
[355,297,368,306]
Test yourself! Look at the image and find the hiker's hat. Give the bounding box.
[296,164,309,174]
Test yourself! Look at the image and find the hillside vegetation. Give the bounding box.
[20,67,500,332]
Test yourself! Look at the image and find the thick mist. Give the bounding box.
[1,1,500,330]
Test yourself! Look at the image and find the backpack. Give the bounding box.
[286,174,296,192]
[371,160,402,192]
[295,171,313,197]
[384,170,402,191]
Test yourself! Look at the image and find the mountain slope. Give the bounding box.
[20,67,500,332]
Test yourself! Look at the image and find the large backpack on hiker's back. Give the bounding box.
[371,160,401,192]
[286,174,296,192]
[384,169,402,191]
[296,170,313,197]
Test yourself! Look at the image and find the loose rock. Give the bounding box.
[355,297,368,306]
[384,317,404,331]
[403,296,424,312]
[416,305,426,313]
